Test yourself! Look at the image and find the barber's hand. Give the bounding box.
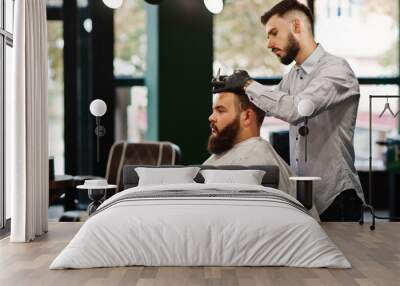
[211,70,252,94]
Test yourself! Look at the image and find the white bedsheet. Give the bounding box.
[50,183,350,269]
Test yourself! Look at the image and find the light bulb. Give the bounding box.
[102,0,123,9]
[90,99,107,117]
[204,0,223,14]
[298,99,315,117]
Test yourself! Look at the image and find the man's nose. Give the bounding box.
[267,40,274,49]
[209,113,215,123]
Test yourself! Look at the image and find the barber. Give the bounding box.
[211,0,364,221]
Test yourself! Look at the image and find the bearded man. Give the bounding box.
[203,90,294,195]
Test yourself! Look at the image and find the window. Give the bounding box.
[45,0,148,179]
[5,0,12,33]
[214,0,287,77]
[1,0,14,229]
[315,0,399,169]
[114,0,147,142]
[47,21,64,174]
[315,0,398,77]
[115,86,148,142]
[114,0,146,77]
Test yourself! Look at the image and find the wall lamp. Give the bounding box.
[90,99,107,163]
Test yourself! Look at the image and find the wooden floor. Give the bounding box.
[0,222,399,286]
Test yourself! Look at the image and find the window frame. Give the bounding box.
[47,0,122,176]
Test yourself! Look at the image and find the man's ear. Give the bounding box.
[292,17,301,34]
[241,109,253,127]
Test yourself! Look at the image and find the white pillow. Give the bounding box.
[200,169,266,185]
[135,167,200,186]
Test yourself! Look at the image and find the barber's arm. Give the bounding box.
[245,64,360,124]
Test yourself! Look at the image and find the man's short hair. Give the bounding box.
[234,90,266,127]
[260,0,314,27]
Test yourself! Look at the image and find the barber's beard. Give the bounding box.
[207,116,240,155]
[280,32,300,65]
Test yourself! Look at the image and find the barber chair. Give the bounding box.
[270,130,290,165]
[105,141,182,193]
[60,141,182,221]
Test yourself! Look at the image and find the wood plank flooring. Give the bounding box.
[0,222,399,286]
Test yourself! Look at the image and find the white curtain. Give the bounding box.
[6,0,48,242]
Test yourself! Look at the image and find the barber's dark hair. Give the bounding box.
[260,0,314,27]
[235,90,266,127]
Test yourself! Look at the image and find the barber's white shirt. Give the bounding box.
[203,137,295,197]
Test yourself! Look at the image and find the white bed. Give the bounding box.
[50,183,350,269]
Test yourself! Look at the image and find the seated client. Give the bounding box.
[203,90,294,195]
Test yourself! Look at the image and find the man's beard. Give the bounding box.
[207,116,240,155]
[280,32,300,65]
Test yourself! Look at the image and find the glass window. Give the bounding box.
[315,0,399,77]
[47,0,62,7]
[115,86,148,142]
[214,0,298,77]
[5,44,11,219]
[48,21,65,174]
[114,0,146,77]
[5,0,13,33]
[355,85,399,170]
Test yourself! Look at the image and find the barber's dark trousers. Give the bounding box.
[320,189,363,222]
